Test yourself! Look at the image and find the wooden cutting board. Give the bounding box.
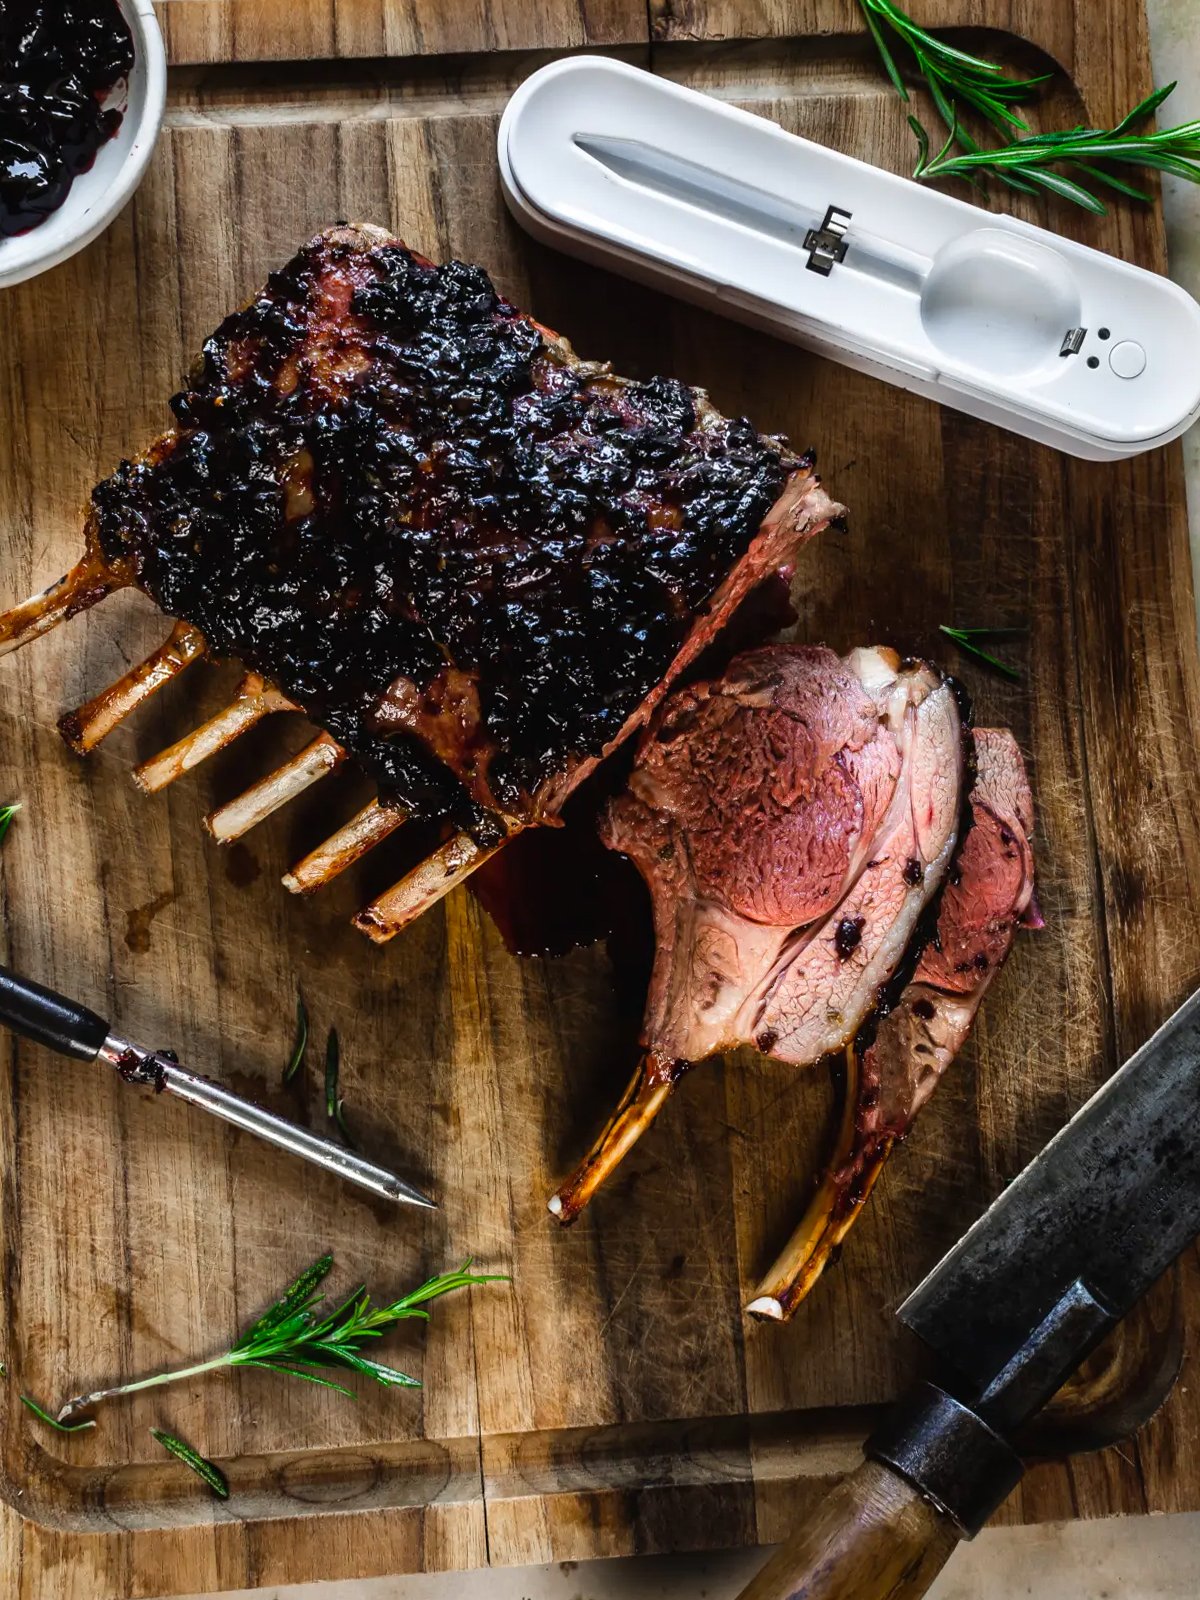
[1,0,1199,1592]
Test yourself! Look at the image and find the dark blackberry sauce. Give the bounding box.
[91,232,797,837]
[0,1,134,238]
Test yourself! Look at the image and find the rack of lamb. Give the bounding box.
[0,225,839,936]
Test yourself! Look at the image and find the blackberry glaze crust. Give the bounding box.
[88,227,835,839]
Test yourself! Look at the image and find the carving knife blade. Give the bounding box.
[735,984,1200,1600]
[0,963,436,1210]
[897,984,1200,1427]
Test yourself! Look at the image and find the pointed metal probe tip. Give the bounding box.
[390,1179,438,1211]
[0,967,439,1214]
[97,1033,438,1212]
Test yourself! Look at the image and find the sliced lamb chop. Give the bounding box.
[0,226,839,938]
[748,727,1038,1320]
[549,646,1037,1320]
[549,644,966,1223]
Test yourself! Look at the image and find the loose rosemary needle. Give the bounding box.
[151,1428,229,1498]
[939,623,1024,682]
[0,803,21,847]
[55,1255,506,1423]
[325,1027,354,1146]
[282,992,308,1085]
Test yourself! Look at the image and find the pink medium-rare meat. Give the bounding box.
[749,727,1038,1319]
[862,728,1038,1157]
[549,643,1037,1320]
[599,645,964,1068]
[912,727,1038,1005]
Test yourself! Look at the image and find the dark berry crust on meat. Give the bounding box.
[90,228,804,834]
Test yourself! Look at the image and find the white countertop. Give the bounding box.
[172,8,1200,1597]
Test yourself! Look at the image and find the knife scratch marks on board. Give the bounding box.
[599,1249,653,1340]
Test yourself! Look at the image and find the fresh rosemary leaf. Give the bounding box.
[1077,164,1153,203]
[395,1260,494,1311]
[861,3,908,101]
[1019,165,1107,214]
[324,1028,355,1147]
[1114,82,1178,134]
[20,1394,95,1432]
[349,1356,424,1389]
[238,1253,335,1346]
[907,113,931,171]
[283,993,308,1085]
[0,803,21,847]
[324,1028,339,1120]
[238,1361,356,1395]
[54,1256,505,1421]
[939,625,1027,639]
[938,624,1022,682]
[151,1429,229,1498]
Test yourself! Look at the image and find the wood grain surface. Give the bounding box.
[734,1460,959,1600]
[0,0,1197,1593]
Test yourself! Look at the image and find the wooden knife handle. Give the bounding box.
[733,1459,960,1600]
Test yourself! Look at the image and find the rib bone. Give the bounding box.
[352,828,511,944]
[58,622,208,754]
[133,675,296,795]
[283,800,409,894]
[206,732,346,843]
[745,1045,888,1322]
[548,1052,678,1225]
[0,550,124,659]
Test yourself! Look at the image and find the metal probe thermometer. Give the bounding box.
[0,964,435,1210]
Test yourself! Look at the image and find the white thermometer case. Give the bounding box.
[498,56,1200,461]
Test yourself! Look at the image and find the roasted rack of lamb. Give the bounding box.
[0,225,839,935]
[550,644,1038,1319]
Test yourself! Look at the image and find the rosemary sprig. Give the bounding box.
[324,1027,354,1146]
[151,1428,229,1498]
[0,803,21,847]
[938,623,1023,682]
[912,87,1200,216]
[283,992,308,1085]
[55,1255,504,1423]
[859,0,1200,211]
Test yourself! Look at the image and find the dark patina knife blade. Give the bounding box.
[898,984,1200,1429]
[734,986,1200,1600]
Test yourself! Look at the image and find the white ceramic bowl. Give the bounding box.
[0,0,166,290]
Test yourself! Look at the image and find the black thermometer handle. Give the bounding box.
[0,964,110,1062]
